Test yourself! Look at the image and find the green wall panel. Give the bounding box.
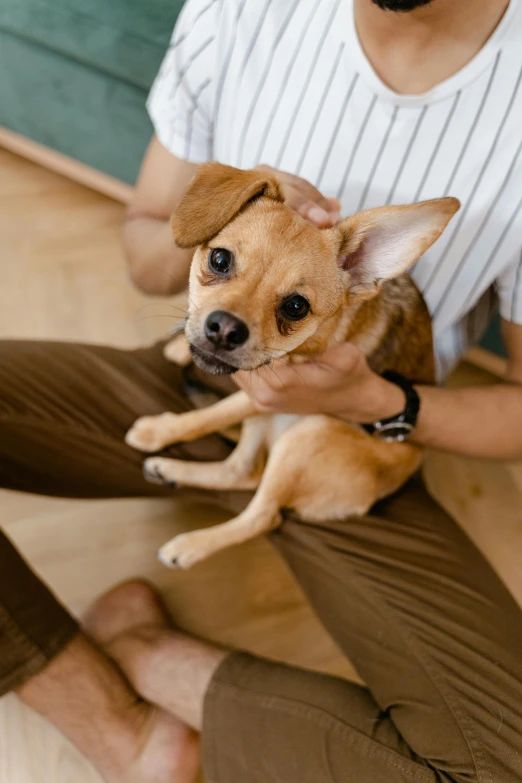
[0,0,181,89]
[0,30,153,184]
[480,314,506,358]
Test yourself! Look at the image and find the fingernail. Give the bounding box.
[307,206,331,225]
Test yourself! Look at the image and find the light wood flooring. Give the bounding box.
[0,147,521,783]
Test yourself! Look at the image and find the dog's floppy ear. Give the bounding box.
[330,197,460,297]
[172,162,284,248]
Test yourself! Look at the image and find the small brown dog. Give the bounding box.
[126,164,459,569]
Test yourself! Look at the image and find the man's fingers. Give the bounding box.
[235,363,298,398]
[257,165,341,226]
[284,188,339,227]
[285,181,340,222]
[234,369,282,411]
[312,342,362,372]
[235,366,283,391]
[325,198,342,222]
[295,198,333,227]
[286,174,332,207]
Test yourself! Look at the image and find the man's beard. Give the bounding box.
[371,0,434,11]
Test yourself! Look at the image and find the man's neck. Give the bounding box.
[354,0,511,94]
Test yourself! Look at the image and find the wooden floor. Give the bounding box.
[0,147,521,782]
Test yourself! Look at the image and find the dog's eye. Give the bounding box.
[209,248,233,275]
[280,295,310,321]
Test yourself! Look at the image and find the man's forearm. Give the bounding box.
[410,382,522,459]
[123,215,192,296]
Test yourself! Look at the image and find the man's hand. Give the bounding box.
[234,343,405,423]
[257,165,341,228]
[235,322,522,460]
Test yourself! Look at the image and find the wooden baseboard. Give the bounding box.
[0,126,133,204]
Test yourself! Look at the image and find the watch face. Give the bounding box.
[374,421,414,442]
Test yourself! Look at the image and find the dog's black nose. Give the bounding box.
[205,311,249,350]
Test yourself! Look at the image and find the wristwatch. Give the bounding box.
[362,371,420,443]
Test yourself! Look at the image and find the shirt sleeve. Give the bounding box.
[147,0,219,163]
[496,248,522,324]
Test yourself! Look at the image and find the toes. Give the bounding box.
[157,548,182,570]
[125,415,171,452]
[82,579,167,644]
[143,459,177,488]
[126,427,160,453]
[157,536,199,570]
[143,461,163,484]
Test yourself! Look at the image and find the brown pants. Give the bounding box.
[1,340,521,782]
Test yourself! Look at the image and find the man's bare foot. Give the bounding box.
[83,581,200,783]
[17,631,199,783]
[83,580,226,731]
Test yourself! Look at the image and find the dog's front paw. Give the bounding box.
[125,413,181,452]
[163,337,192,366]
[158,532,211,570]
[143,457,178,487]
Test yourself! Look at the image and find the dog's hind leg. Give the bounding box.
[143,415,268,491]
[157,426,301,568]
[158,487,282,569]
[157,415,422,569]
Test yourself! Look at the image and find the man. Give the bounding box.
[1,0,522,780]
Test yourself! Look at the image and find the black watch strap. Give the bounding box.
[362,371,420,442]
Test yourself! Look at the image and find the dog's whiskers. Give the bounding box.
[186,293,200,312]
[267,363,289,396]
[287,363,309,390]
[135,315,187,325]
[133,302,189,317]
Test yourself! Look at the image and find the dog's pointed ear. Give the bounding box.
[171,163,284,248]
[329,197,460,297]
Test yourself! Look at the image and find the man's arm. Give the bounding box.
[123,136,197,296]
[235,320,522,461]
[411,319,522,459]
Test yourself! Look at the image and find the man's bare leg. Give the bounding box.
[16,632,200,783]
[83,581,227,731]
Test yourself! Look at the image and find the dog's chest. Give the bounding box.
[267,414,303,448]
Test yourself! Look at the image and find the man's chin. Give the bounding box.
[189,344,238,375]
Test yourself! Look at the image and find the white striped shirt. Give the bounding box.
[148,0,522,379]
